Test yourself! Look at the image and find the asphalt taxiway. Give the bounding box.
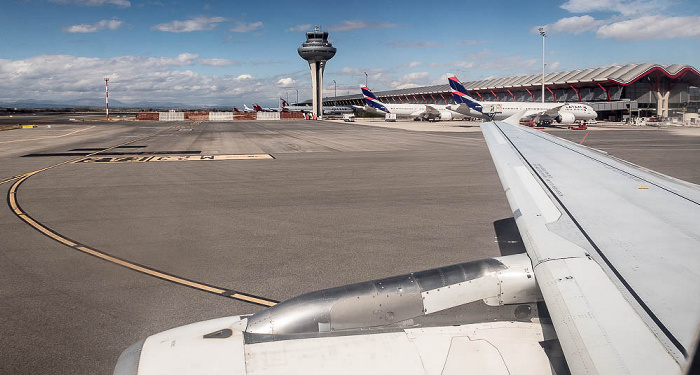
[1,118,700,374]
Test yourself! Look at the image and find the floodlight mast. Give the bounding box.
[104,78,110,120]
[539,28,546,103]
[298,26,336,119]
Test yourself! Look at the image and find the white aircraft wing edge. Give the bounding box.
[541,103,567,117]
[481,121,687,374]
[424,105,440,115]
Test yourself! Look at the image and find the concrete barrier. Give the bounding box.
[209,112,234,121]
[256,112,281,120]
[281,112,305,120]
[158,112,185,121]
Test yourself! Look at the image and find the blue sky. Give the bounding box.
[0,0,698,106]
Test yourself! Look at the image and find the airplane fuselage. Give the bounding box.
[448,101,597,123]
[364,103,463,120]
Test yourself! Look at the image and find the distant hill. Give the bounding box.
[0,98,127,109]
[0,99,236,110]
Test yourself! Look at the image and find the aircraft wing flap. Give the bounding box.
[424,105,440,115]
[481,121,700,373]
[542,103,567,117]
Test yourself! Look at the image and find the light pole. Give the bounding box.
[364,72,368,88]
[104,77,109,120]
[286,91,289,105]
[332,79,336,105]
[295,89,299,105]
[539,27,546,103]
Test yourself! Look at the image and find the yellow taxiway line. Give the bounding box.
[4,125,278,307]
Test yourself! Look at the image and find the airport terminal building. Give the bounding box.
[320,63,700,121]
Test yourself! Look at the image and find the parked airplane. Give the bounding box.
[281,100,352,115]
[253,103,286,112]
[114,119,700,374]
[234,106,255,113]
[446,75,597,125]
[362,86,463,121]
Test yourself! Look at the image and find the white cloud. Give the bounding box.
[560,0,667,16]
[390,72,431,89]
[394,83,421,89]
[534,15,603,35]
[50,0,130,7]
[198,58,239,66]
[63,19,123,33]
[327,20,396,32]
[597,15,700,41]
[276,77,296,87]
[540,3,700,42]
[434,73,455,85]
[402,72,430,80]
[0,53,297,106]
[397,61,423,68]
[152,16,227,33]
[230,21,263,33]
[287,24,312,32]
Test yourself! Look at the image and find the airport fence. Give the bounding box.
[135,111,308,121]
[158,112,185,121]
[256,112,281,120]
[209,112,234,121]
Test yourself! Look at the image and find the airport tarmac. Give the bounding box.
[2,118,700,374]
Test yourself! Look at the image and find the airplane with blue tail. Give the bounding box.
[446,75,597,125]
[361,86,464,121]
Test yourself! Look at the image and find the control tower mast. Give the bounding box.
[298,26,336,119]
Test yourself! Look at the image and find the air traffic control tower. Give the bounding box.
[298,26,336,119]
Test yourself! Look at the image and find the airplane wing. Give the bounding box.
[424,105,440,115]
[114,120,700,374]
[515,104,567,121]
[481,120,700,374]
[408,105,441,119]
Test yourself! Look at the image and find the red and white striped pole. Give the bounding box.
[104,77,109,121]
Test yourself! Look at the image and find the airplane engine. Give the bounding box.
[438,111,453,121]
[245,253,541,336]
[555,112,576,124]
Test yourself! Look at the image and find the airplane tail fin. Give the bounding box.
[361,86,389,113]
[253,103,263,112]
[280,98,288,108]
[233,106,240,113]
[448,75,483,113]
